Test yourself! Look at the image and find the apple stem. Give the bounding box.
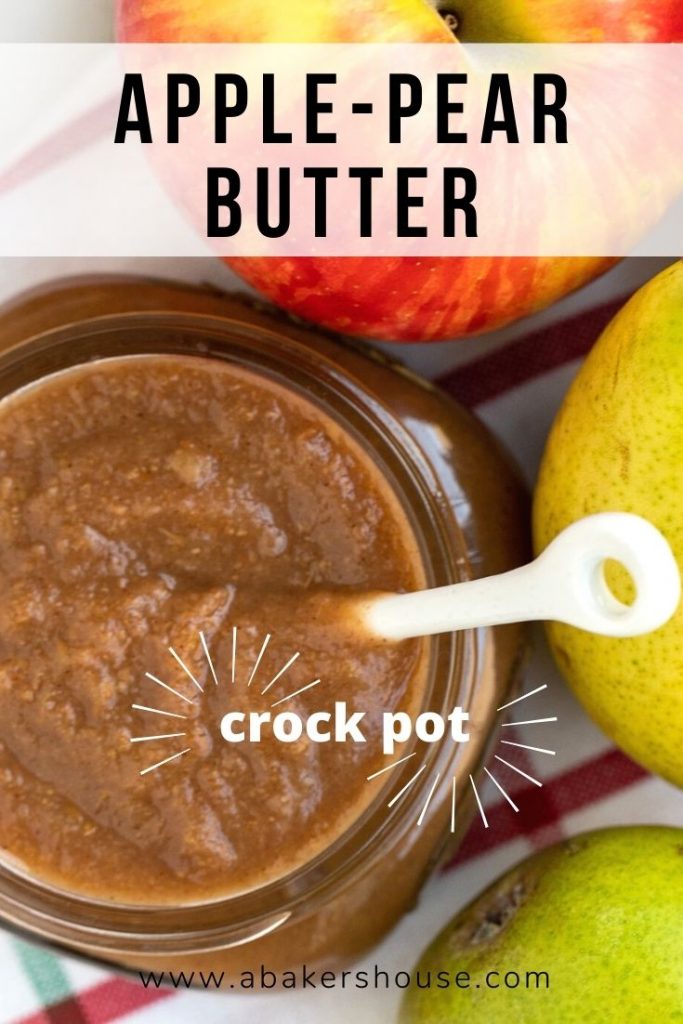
[439,9,460,33]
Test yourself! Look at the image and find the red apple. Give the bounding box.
[117,0,683,341]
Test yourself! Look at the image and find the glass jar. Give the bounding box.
[0,277,529,976]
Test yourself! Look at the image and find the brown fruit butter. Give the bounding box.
[0,278,529,976]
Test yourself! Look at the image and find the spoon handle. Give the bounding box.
[364,513,681,641]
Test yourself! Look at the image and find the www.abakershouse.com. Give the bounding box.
[138,963,551,992]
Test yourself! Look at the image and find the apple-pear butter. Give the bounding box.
[0,279,531,975]
[0,354,429,905]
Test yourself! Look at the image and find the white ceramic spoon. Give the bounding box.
[364,512,681,641]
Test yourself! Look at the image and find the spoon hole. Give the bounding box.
[592,558,637,617]
[602,558,637,607]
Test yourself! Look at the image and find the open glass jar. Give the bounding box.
[0,277,528,976]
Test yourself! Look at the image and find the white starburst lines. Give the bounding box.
[131,627,317,775]
[366,677,558,834]
[366,751,440,830]
[474,679,556,825]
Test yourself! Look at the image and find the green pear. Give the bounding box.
[533,261,683,787]
[401,827,683,1023]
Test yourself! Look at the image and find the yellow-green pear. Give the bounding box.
[533,261,683,786]
[401,827,683,1024]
